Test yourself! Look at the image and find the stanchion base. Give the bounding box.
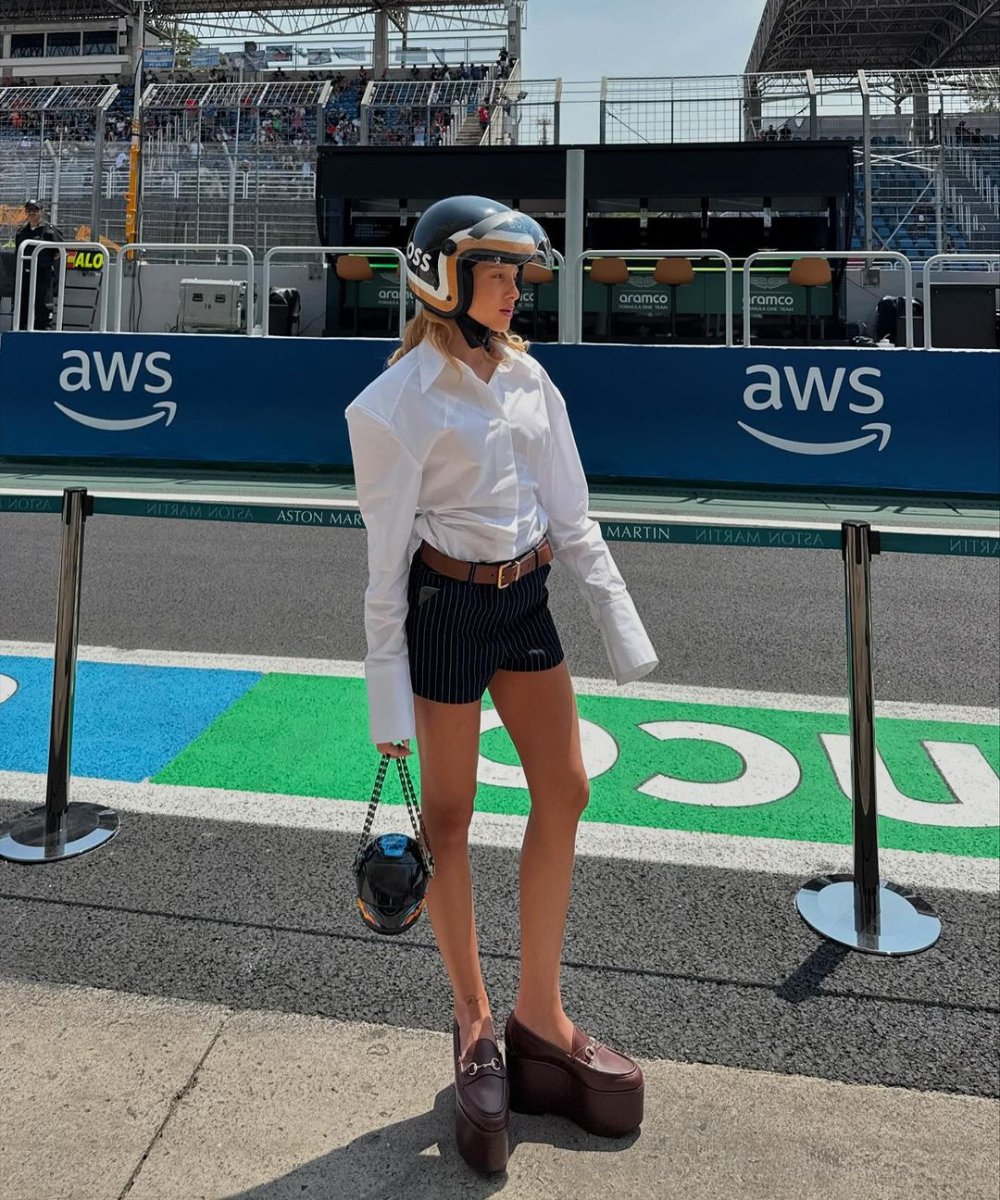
[796,873,941,956]
[0,803,119,864]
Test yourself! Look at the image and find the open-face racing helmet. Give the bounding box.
[404,195,553,348]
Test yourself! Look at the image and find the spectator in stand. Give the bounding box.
[764,124,778,141]
[478,104,490,130]
[779,124,791,141]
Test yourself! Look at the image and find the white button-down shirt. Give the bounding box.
[345,338,659,744]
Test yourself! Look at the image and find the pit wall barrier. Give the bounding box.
[0,333,998,496]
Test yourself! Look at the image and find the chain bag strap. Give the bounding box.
[353,753,435,878]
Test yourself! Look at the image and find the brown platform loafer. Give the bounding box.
[504,1012,644,1137]
[452,1020,510,1174]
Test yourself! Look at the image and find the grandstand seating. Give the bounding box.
[2,61,994,264]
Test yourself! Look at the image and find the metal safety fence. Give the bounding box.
[12,238,1000,352]
[600,68,1000,261]
[0,480,961,960]
[0,84,119,246]
[361,70,561,148]
[135,81,331,255]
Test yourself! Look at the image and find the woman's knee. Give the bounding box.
[533,769,590,822]
[421,784,477,847]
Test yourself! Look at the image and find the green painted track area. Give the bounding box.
[151,672,999,859]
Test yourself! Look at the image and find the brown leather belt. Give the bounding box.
[420,537,553,589]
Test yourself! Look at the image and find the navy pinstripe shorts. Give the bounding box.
[405,540,565,705]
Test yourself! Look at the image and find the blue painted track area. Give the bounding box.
[0,656,260,780]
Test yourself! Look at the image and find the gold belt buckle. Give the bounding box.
[496,558,521,589]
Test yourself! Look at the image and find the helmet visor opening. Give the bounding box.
[458,210,554,270]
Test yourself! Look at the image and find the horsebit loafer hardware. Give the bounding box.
[465,1056,504,1076]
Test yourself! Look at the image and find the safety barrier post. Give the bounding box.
[0,489,119,864]
[795,521,941,955]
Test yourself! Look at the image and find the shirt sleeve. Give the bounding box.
[537,369,660,685]
[345,404,422,744]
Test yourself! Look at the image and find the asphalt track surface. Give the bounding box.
[1,513,998,1101]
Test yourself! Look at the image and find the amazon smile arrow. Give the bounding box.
[737,421,891,456]
[53,400,177,432]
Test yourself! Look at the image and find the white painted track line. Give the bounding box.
[1,770,996,894]
[1,640,997,724]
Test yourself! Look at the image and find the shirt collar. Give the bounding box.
[417,337,517,393]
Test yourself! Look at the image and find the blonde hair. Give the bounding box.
[387,304,529,375]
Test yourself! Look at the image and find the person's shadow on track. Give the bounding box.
[223,1082,639,1199]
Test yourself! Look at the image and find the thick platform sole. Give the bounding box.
[455,1098,509,1174]
[507,1047,644,1137]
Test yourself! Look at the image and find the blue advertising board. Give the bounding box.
[0,332,997,495]
[142,48,175,69]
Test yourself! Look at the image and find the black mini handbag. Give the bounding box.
[353,754,435,935]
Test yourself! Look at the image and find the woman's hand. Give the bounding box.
[376,739,411,758]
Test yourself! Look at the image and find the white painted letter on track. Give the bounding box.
[636,721,801,807]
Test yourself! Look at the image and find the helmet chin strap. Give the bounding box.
[454,312,495,351]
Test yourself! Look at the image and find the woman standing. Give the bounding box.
[346,197,659,1173]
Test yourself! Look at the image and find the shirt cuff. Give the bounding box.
[364,657,416,744]
[596,595,660,685]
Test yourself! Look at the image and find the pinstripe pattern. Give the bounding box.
[404,540,565,704]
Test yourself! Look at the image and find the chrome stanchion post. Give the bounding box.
[0,488,119,864]
[795,521,941,955]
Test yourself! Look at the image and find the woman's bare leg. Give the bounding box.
[413,692,494,1059]
[486,662,590,1053]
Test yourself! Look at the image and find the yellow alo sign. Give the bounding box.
[67,249,105,270]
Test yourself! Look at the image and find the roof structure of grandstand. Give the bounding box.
[0,1,520,40]
[747,0,1000,73]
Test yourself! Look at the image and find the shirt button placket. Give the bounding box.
[484,376,518,561]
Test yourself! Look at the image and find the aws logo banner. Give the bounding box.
[739,362,890,457]
[56,350,176,431]
[0,331,382,464]
[526,343,1000,497]
[0,335,189,454]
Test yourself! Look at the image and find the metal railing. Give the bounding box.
[114,242,254,335]
[13,239,111,333]
[262,245,408,336]
[742,250,916,349]
[921,253,1000,349]
[571,249,735,347]
[12,239,998,352]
